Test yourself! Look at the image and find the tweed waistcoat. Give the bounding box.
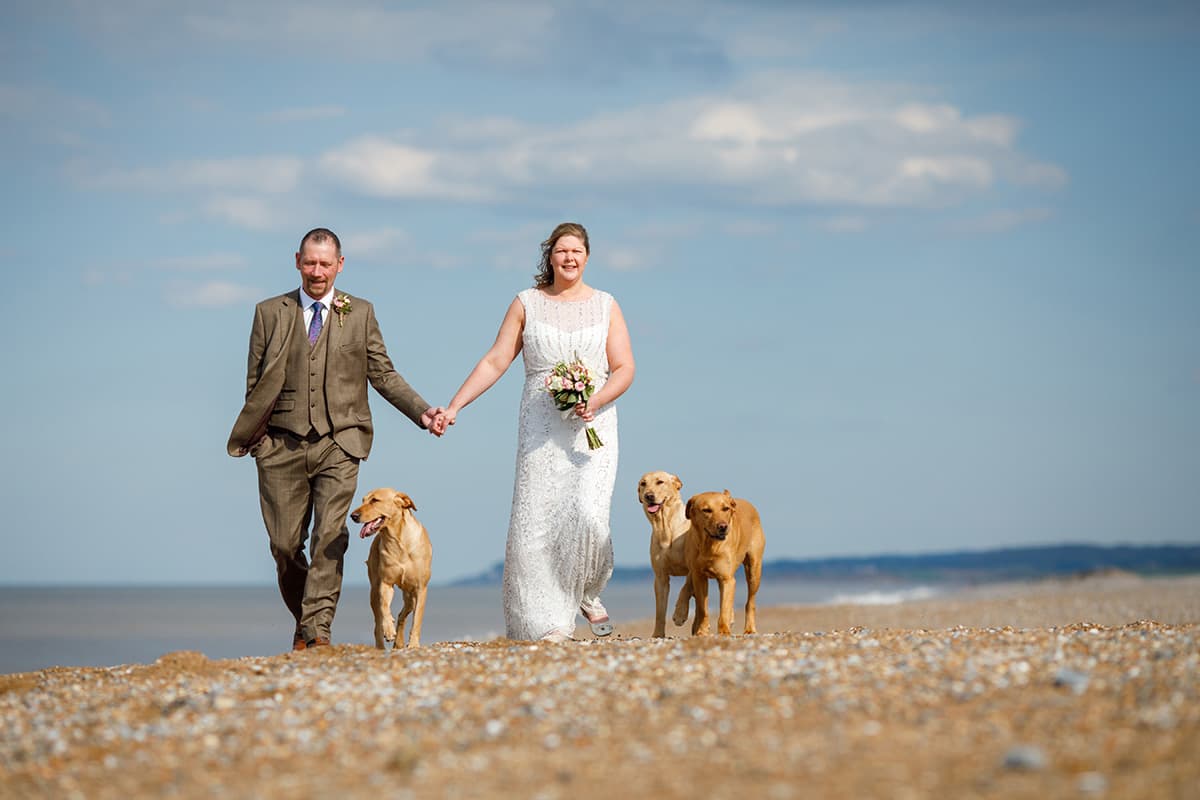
[295,311,332,437]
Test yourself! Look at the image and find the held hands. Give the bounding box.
[421,407,451,437]
[426,407,456,437]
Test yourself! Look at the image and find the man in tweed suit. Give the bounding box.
[228,227,442,650]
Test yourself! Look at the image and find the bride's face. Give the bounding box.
[550,235,588,285]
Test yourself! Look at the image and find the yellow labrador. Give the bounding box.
[637,470,694,637]
[350,489,433,649]
[684,490,765,636]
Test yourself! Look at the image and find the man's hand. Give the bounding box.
[429,407,456,436]
[421,407,449,437]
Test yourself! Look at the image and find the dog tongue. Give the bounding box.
[647,504,662,514]
[359,517,384,539]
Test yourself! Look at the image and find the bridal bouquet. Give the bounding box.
[545,354,604,449]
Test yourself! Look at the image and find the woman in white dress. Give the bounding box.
[436,222,635,642]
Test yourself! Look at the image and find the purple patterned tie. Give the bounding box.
[308,301,324,345]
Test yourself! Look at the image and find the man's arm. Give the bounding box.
[365,302,433,426]
[244,304,268,399]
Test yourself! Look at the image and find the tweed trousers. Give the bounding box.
[255,429,360,642]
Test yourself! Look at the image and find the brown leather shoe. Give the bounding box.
[306,636,331,648]
[292,633,307,651]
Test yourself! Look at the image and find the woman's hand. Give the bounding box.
[574,400,595,423]
[426,407,456,436]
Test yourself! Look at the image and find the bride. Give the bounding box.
[436,222,635,641]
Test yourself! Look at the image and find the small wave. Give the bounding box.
[825,586,940,606]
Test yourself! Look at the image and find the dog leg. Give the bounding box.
[372,582,397,650]
[652,571,670,638]
[672,574,693,627]
[717,575,736,635]
[691,574,711,636]
[396,589,415,648]
[742,553,761,635]
[407,585,427,648]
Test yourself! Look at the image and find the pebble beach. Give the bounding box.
[2,573,1197,799]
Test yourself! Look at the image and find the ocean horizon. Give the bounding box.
[0,577,940,675]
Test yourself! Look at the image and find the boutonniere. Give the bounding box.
[332,293,352,327]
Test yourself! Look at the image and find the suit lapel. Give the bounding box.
[326,292,343,353]
[282,290,302,340]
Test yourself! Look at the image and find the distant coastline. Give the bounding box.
[447,542,1200,587]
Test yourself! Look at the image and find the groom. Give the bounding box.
[227,227,443,651]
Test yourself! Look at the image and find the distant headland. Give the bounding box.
[445,542,1200,587]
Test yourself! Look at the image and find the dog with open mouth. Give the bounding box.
[683,489,765,636]
[350,488,433,649]
[637,470,695,637]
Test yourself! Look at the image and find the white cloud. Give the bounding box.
[310,73,1064,211]
[203,194,292,232]
[84,156,304,194]
[721,220,777,237]
[345,227,411,263]
[154,253,249,271]
[0,83,112,128]
[259,105,347,124]
[604,247,647,272]
[1,83,112,151]
[946,207,1054,235]
[691,104,772,144]
[898,156,993,187]
[167,280,262,308]
[966,114,1021,148]
[319,137,494,201]
[816,215,869,234]
[1010,161,1069,189]
[82,268,134,286]
[178,2,557,67]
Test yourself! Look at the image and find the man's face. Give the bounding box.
[295,239,344,298]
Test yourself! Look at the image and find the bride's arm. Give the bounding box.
[443,297,526,425]
[579,299,635,419]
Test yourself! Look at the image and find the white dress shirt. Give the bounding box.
[300,287,335,331]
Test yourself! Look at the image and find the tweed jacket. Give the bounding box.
[227,289,429,459]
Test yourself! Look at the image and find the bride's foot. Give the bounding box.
[540,628,574,643]
[580,599,614,637]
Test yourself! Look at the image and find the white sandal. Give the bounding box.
[580,599,614,637]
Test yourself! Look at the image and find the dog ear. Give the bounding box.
[685,496,695,519]
[673,474,682,491]
[395,492,416,511]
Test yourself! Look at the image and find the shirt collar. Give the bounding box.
[300,286,335,310]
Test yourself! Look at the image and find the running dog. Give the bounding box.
[637,470,694,637]
[684,490,765,636]
[350,488,433,649]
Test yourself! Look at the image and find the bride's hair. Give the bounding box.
[534,222,590,287]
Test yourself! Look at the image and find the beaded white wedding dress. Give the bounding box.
[502,288,619,640]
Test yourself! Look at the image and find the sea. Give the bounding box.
[0,579,940,675]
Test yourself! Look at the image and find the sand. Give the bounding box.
[1,573,1197,799]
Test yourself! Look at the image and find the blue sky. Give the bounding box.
[3,1,1197,586]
